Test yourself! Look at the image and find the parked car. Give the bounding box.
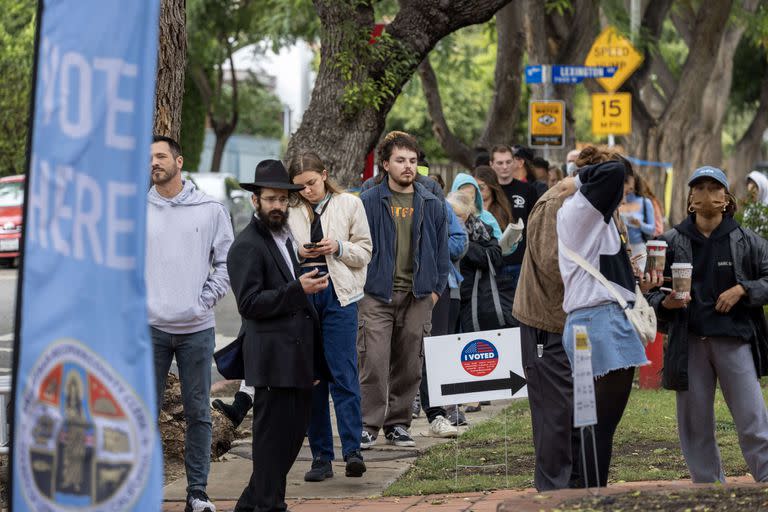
[0,175,24,266]
[183,172,253,234]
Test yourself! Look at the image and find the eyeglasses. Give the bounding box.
[260,195,289,205]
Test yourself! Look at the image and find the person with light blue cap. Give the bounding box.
[645,165,768,483]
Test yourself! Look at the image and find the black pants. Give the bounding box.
[520,323,581,491]
[576,367,634,488]
[419,290,457,422]
[234,386,313,512]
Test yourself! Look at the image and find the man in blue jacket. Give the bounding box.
[358,131,449,448]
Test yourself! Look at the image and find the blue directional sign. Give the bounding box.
[552,65,618,84]
[525,65,618,85]
[525,65,544,84]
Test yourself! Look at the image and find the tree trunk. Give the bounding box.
[478,3,526,147]
[287,0,514,187]
[154,0,187,141]
[209,130,232,173]
[728,73,768,195]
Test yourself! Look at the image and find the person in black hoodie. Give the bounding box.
[646,166,768,483]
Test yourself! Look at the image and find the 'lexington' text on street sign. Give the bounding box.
[525,65,618,85]
[424,328,527,407]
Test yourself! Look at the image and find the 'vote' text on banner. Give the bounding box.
[12,1,163,510]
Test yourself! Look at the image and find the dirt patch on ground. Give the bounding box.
[559,487,768,511]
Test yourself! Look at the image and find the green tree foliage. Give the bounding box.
[228,76,284,138]
[385,24,503,160]
[0,1,35,176]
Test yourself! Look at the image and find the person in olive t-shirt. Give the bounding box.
[358,131,449,449]
[391,191,415,290]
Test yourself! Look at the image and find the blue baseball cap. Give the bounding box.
[688,166,729,190]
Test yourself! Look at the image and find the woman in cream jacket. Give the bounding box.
[287,151,373,482]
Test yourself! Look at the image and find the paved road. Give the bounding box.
[0,267,243,377]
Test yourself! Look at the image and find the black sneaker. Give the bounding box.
[344,450,366,477]
[384,425,415,447]
[360,429,377,449]
[304,458,333,482]
[185,490,215,512]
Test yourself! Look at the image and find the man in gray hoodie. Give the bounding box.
[147,135,233,512]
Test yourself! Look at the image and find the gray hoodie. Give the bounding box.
[146,180,233,334]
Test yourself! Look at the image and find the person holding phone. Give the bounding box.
[287,152,373,482]
[227,160,332,512]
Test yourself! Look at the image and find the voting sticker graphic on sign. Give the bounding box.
[12,1,163,510]
[425,328,527,407]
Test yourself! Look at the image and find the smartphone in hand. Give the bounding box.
[304,243,318,249]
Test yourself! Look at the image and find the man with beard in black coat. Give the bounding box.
[228,160,331,512]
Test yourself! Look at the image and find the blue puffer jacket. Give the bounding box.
[360,180,449,302]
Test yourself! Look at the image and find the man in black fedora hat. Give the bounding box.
[227,159,332,512]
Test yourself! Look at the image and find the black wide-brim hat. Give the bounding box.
[239,159,304,193]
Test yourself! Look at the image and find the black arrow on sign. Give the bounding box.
[441,371,527,397]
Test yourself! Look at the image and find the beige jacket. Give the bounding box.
[513,187,567,333]
[288,192,372,306]
[513,186,631,334]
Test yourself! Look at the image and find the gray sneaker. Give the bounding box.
[446,405,467,426]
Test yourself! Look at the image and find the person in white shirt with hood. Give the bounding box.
[146,135,233,512]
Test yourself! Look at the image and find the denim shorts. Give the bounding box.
[564,302,649,378]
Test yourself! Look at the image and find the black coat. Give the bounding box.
[459,231,515,331]
[646,223,768,391]
[227,216,331,389]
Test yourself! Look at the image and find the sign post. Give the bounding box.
[12,1,163,510]
[586,26,644,146]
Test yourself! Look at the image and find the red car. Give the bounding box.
[0,175,23,266]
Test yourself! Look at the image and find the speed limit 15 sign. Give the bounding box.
[591,92,631,135]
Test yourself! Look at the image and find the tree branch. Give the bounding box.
[417,57,474,167]
[226,40,239,130]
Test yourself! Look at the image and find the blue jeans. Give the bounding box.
[152,326,214,493]
[305,273,362,460]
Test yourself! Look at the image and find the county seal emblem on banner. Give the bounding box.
[17,340,153,510]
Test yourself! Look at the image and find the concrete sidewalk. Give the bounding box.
[163,398,510,503]
[163,476,762,511]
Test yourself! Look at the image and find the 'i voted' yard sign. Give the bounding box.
[424,328,527,407]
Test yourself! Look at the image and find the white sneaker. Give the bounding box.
[185,490,216,512]
[429,415,458,438]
